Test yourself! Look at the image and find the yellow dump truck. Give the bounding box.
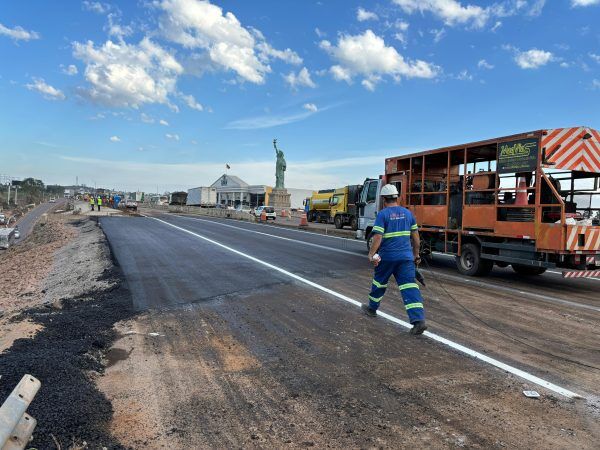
[330,185,362,230]
[306,189,334,223]
[306,185,362,229]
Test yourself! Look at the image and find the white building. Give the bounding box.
[210,174,272,207]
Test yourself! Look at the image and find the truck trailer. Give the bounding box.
[357,127,600,278]
[186,187,217,207]
[169,191,188,206]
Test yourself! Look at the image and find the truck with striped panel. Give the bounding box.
[357,127,600,278]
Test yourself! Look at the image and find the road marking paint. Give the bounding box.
[172,215,366,257]
[151,216,583,399]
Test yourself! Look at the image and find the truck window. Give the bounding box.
[366,182,377,203]
[330,195,340,206]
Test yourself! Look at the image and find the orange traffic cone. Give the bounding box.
[281,209,287,218]
[299,212,308,228]
[260,210,267,223]
[515,177,528,206]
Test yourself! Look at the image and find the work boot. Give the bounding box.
[409,321,427,335]
[361,304,377,317]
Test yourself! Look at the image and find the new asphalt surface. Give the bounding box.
[97,213,600,448]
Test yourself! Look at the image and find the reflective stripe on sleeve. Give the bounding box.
[399,282,419,290]
[372,226,385,233]
[411,224,418,230]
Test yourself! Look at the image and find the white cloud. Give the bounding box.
[283,67,316,89]
[73,37,183,108]
[394,20,410,44]
[0,22,40,41]
[82,1,111,14]
[392,0,546,29]
[491,21,502,32]
[393,0,489,28]
[179,92,204,111]
[320,30,438,90]
[159,119,169,126]
[455,69,473,80]
[225,104,328,130]
[430,28,446,43]
[592,79,600,90]
[590,53,600,63]
[158,0,300,84]
[357,7,379,21]
[61,64,78,75]
[315,27,326,38]
[166,133,180,141]
[571,0,600,6]
[25,78,66,100]
[140,113,155,123]
[110,135,121,142]
[514,48,554,69]
[478,59,494,69]
[106,13,133,39]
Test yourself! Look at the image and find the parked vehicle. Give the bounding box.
[14,226,20,239]
[357,127,600,278]
[186,187,217,207]
[0,228,15,250]
[254,206,276,220]
[329,184,362,230]
[0,214,6,225]
[49,197,56,203]
[125,200,138,211]
[305,189,334,223]
[169,191,188,206]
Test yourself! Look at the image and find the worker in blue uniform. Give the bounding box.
[362,184,427,335]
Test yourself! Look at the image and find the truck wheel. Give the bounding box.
[334,215,343,229]
[350,216,358,231]
[456,243,493,276]
[511,264,547,276]
[307,212,314,222]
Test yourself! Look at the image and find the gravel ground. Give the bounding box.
[42,219,115,307]
[0,217,136,449]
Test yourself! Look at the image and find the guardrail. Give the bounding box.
[0,375,41,449]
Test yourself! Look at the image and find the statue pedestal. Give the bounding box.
[268,188,291,209]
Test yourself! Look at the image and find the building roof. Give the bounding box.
[211,174,249,188]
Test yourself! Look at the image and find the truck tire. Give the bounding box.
[307,211,315,222]
[511,264,547,276]
[350,216,358,231]
[334,215,343,229]
[456,243,493,276]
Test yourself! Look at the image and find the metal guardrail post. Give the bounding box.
[0,375,41,449]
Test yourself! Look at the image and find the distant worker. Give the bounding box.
[97,196,102,212]
[90,196,95,211]
[362,184,427,335]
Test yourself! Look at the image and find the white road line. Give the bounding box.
[151,216,583,400]
[172,215,366,257]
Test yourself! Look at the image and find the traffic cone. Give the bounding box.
[260,210,267,223]
[299,212,308,228]
[281,209,287,218]
[515,177,528,206]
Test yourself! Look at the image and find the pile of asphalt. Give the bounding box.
[0,269,135,449]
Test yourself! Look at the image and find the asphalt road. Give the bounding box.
[15,199,66,242]
[99,213,600,448]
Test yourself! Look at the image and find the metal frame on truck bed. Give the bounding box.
[358,127,600,277]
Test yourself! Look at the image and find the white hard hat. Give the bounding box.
[380,184,398,197]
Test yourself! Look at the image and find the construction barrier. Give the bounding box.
[562,269,600,279]
[299,212,308,228]
[0,375,40,450]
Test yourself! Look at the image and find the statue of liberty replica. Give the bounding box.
[269,138,291,209]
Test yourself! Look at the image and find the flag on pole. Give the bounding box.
[226,164,231,169]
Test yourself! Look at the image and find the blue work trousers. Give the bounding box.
[368,259,425,323]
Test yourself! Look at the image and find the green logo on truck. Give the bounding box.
[497,138,539,173]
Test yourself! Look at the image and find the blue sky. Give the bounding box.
[1,0,599,192]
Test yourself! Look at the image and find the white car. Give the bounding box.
[254,206,276,220]
[14,227,20,239]
[49,197,56,203]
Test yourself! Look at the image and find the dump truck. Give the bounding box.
[186,187,217,207]
[306,189,334,223]
[169,191,188,206]
[357,127,600,278]
[330,184,362,230]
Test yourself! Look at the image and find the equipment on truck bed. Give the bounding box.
[357,127,600,278]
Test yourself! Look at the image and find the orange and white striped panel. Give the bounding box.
[541,127,600,172]
[566,225,600,251]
